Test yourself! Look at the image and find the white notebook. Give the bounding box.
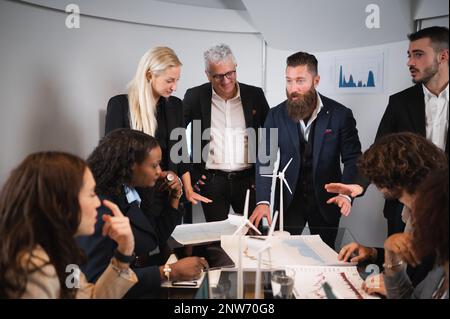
[290,265,380,299]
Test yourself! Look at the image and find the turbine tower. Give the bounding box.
[261,158,293,236]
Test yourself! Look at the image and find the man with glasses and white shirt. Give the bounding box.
[183,44,270,222]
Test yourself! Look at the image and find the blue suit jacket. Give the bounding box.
[77,189,183,298]
[255,94,362,224]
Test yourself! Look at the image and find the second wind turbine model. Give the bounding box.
[261,158,293,236]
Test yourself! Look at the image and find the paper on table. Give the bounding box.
[221,235,353,271]
[289,265,380,299]
[171,214,248,245]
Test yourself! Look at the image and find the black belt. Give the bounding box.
[204,168,254,180]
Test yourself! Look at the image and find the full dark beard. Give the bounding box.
[286,87,317,122]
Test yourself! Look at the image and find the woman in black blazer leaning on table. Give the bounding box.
[78,129,208,298]
[105,46,211,207]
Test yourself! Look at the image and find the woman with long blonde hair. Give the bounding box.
[105,46,211,207]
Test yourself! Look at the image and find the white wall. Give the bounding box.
[0,0,263,183]
[413,0,449,20]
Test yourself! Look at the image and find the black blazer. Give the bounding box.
[105,94,189,177]
[183,82,270,178]
[374,84,449,219]
[376,83,449,152]
[77,189,184,298]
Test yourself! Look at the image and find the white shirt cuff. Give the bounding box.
[256,201,270,206]
[338,194,352,203]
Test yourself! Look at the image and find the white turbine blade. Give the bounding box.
[261,174,277,178]
[233,223,246,236]
[283,178,293,195]
[281,158,293,173]
[243,189,250,219]
[268,210,279,236]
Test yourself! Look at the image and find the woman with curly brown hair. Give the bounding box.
[336,133,448,296]
[0,152,137,298]
[78,129,207,298]
[383,168,448,299]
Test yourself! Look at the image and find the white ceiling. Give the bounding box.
[242,0,415,52]
[154,0,449,51]
[18,0,449,52]
[156,0,247,10]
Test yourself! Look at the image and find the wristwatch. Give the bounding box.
[163,264,172,281]
[113,249,135,264]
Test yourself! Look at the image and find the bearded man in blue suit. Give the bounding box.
[249,52,362,248]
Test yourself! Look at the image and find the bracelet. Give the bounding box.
[383,260,404,269]
[111,258,132,278]
[163,264,172,281]
[113,249,135,264]
[170,188,183,200]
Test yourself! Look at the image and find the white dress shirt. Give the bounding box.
[423,84,449,151]
[206,84,252,172]
[299,93,324,142]
[124,185,141,206]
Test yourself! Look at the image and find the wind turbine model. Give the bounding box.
[253,210,279,299]
[261,158,293,236]
[232,189,261,236]
[233,189,262,299]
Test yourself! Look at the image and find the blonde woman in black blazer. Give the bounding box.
[105,47,211,207]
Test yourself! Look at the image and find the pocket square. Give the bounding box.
[324,129,333,135]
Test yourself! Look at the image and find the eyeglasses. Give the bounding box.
[209,70,236,81]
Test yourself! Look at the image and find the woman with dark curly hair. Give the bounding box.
[335,133,448,296]
[78,128,207,298]
[0,152,137,298]
[383,168,448,299]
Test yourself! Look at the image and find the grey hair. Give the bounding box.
[203,43,237,71]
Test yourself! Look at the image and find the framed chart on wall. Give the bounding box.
[334,52,385,94]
